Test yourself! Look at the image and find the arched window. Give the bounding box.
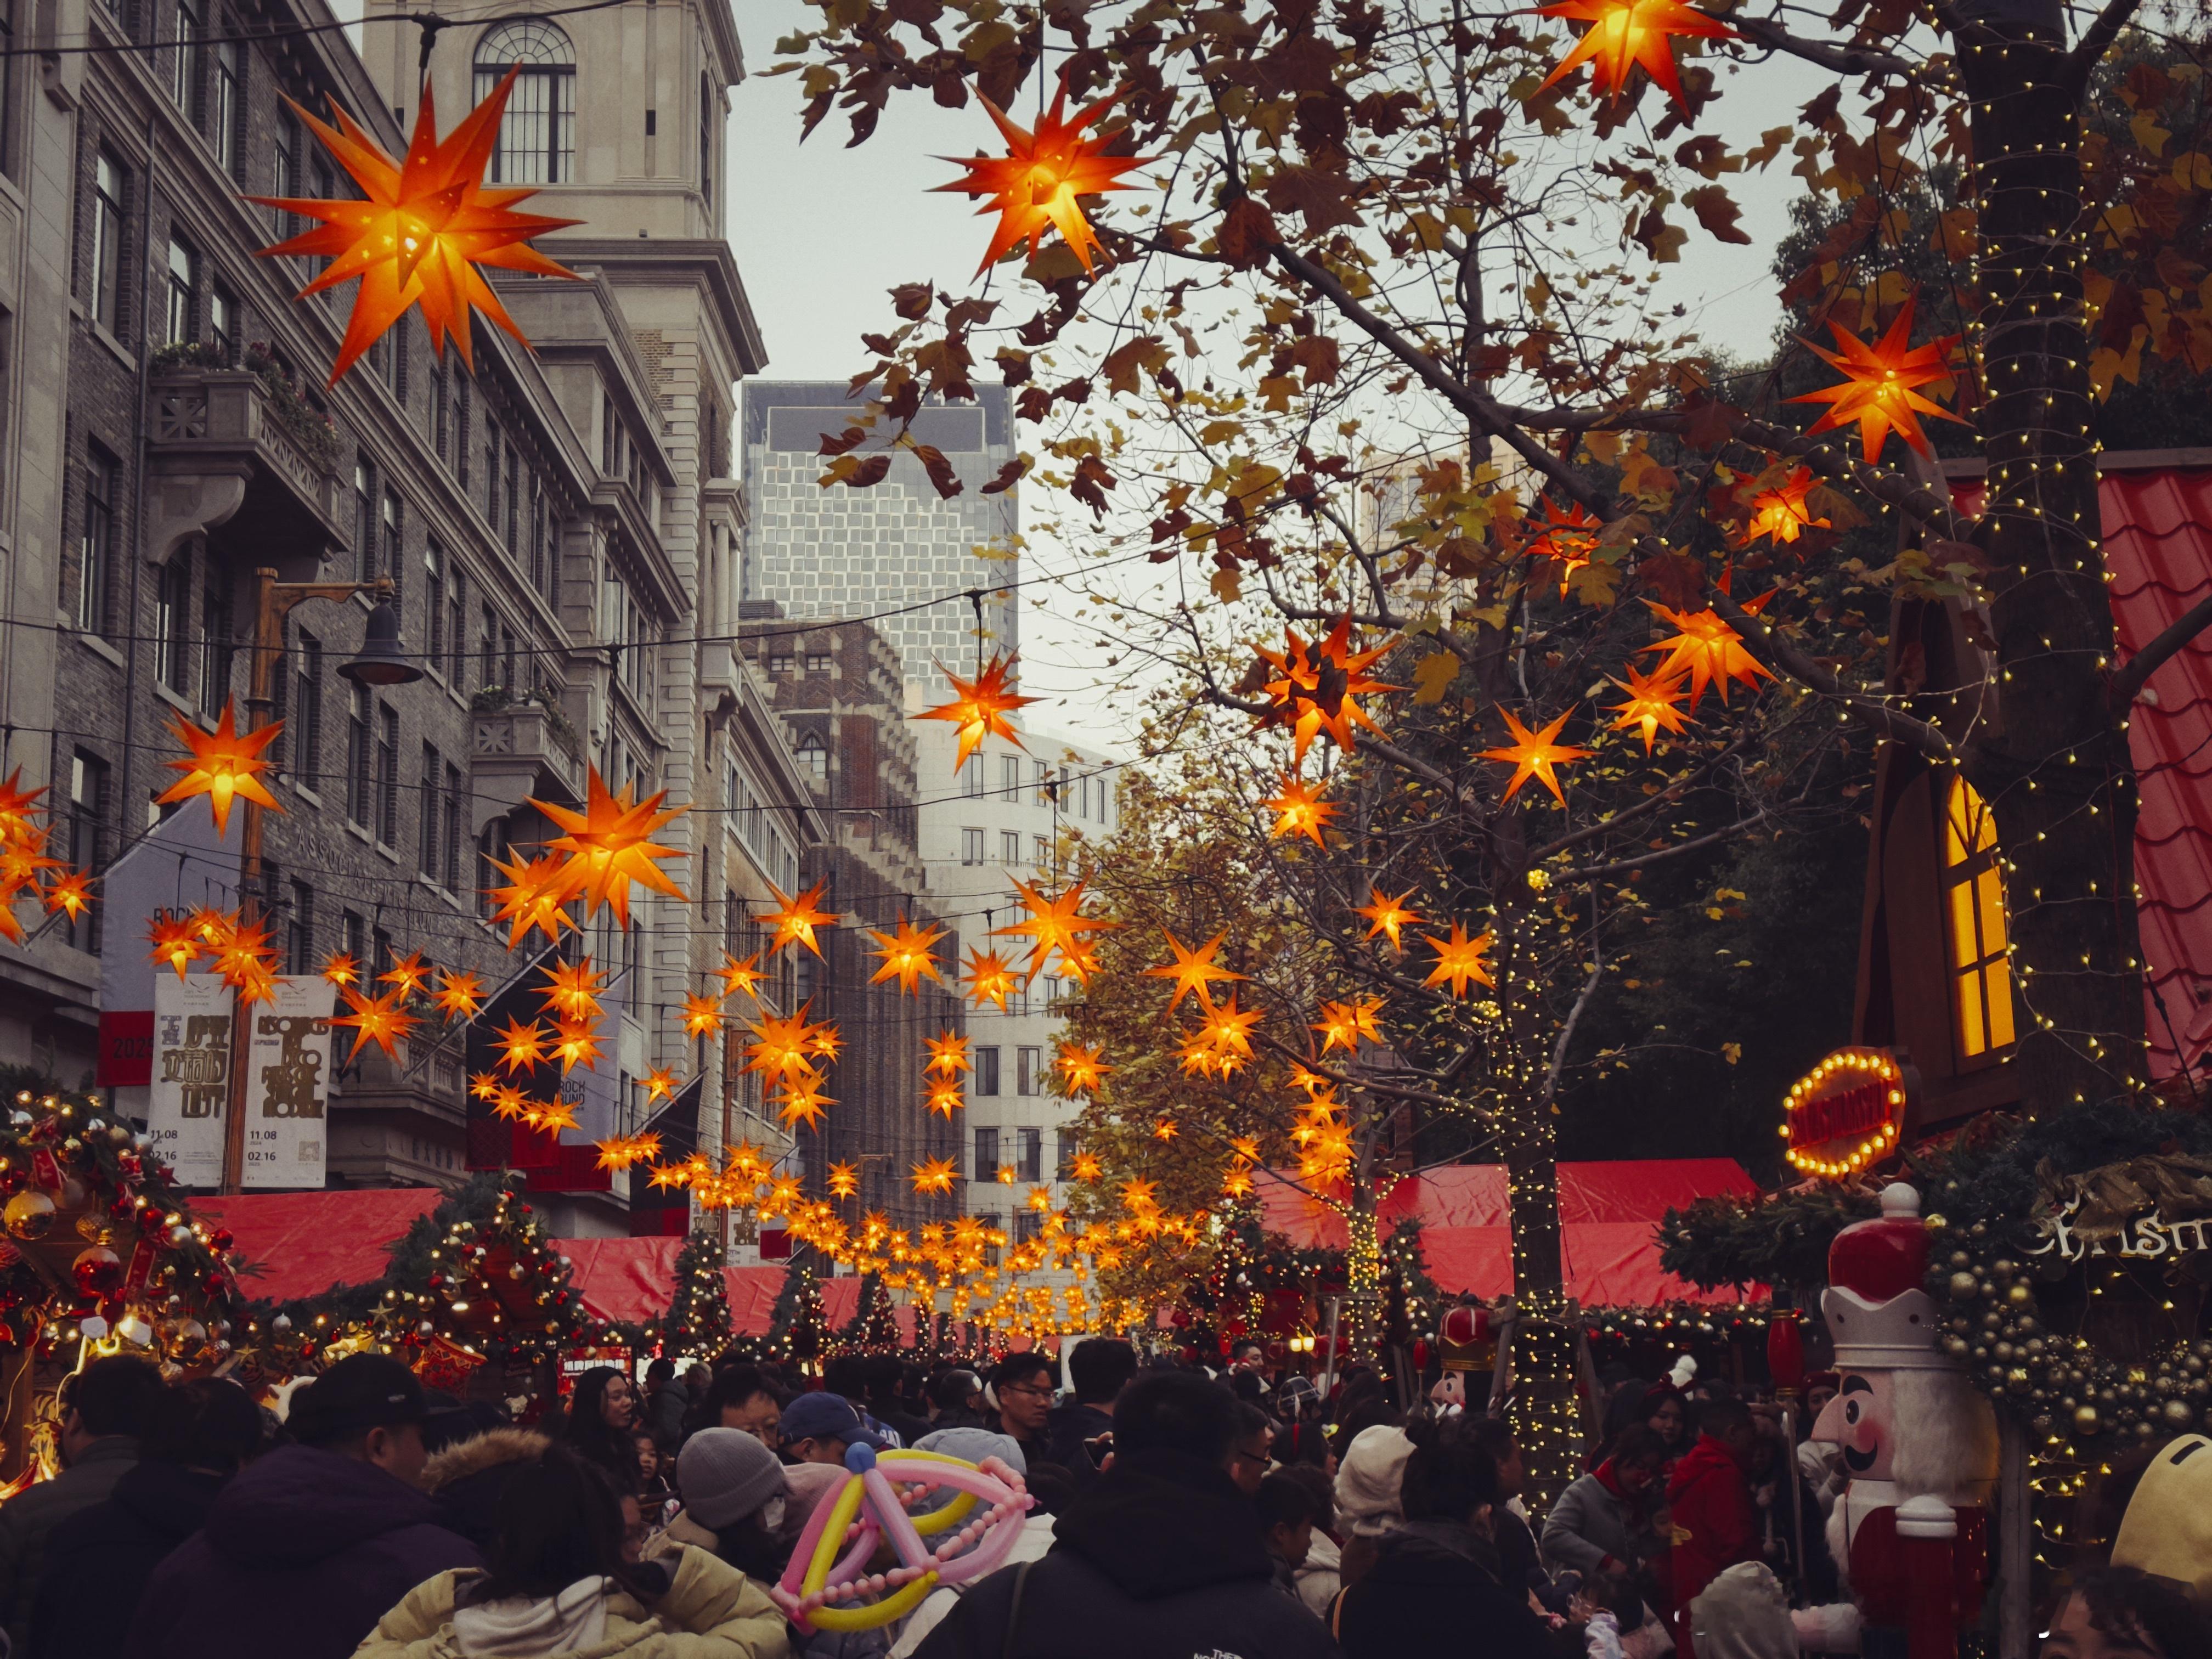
[475,21,574,184]
[795,731,828,785]
[1942,776,2015,1060]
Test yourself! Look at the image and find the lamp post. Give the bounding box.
[218,569,422,1194]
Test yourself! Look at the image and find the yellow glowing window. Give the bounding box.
[1942,777,2015,1059]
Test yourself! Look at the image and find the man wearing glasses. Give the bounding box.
[988,1353,1057,1458]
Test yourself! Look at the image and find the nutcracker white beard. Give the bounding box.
[1888,1369,1999,1502]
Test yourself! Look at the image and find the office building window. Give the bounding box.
[973,1126,998,1183]
[1017,1127,1041,1182]
[795,732,827,785]
[198,572,229,714]
[1017,1047,1040,1096]
[271,114,297,238]
[76,446,116,635]
[65,751,106,952]
[209,283,238,363]
[975,1047,1000,1097]
[155,558,188,689]
[1001,755,1019,799]
[376,704,399,845]
[89,151,125,334]
[286,880,313,974]
[347,683,370,826]
[387,319,408,403]
[768,648,794,674]
[432,363,448,459]
[418,744,441,877]
[294,630,323,780]
[171,0,198,114]
[343,907,365,969]
[476,20,574,183]
[485,419,500,527]
[353,460,375,584]
[1032,834,1050,866]
[959,828,985,865]
[698,72,714,214]
[212,37,241,174]
[1056,1131,1076,1181]
[505,447,520,552]
[1001,830,1019,865]
[478,819,509,919]
[456,376,471,487]
[382,489,403,595]
[424,541,445,667]
[447,568,466,687]
[444,762,463,890]
[1034,759,1051,804]
[961,758,983,799]
[164,234,195,343]
[805,650,831,674]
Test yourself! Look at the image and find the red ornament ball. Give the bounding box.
[71,1245,122,1296]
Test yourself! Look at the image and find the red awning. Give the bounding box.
[1255,1159,1762,1306]
[560,1236,682,1325]
[200,1189,443,1304]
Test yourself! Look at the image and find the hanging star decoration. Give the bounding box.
[484,850,578,947]
[924,1031,972,1080]
[320,950,360,989]
[1743,467,1829,545]
[1644,598,1773,707]
[529,767,687,928]
[1538,0,1735,111]
[1524,499,1602,599]
[866,915,947,995]
[828,1161,861,1200]
[1143,929,1245,1012]
[148,916,204,980]
[332,986,421,1062]
[681,994,725,1040]
[538,958,605,1024]
[1355,888,1422,951]
[156,699,283,837]
[718,952,766,1000]
[916,652,1040,772]
[1265,776,1339,847]
[961,947,1021,1011]
[992,878,1120,984]
[935,72,1147,275]
[248,70,582,385]
[1789,297,1967,461]
[1312,997,1384,1056]
[1056,1041,1111,1097]
[549,1021,601,1075]
[1254,617,1400,765]
[761,879,840,959]
[493,1017,549,1075]
[42,871,92,923]
[1607,663,1694,754]
[1481,708,1592,805]
[431,970,486,1021]
[776,1073,835,1132]
[380,951,432,1000]
[743,1007,827,1088]
[1423,923,1497,997]
[910,1156,958,1196]
[643,1066,680,1103]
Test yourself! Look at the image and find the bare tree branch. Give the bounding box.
[1707,589,1956,761]
[1725,13,1922,78]
[2063,0,2142,94]
[2109,589,2212,708]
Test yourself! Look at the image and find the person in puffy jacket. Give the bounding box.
[1667,1399,1759,1659]
[356,1443,788,1659]
[128,1353,483,1659]
[422,1426,556,1555]
[1544,1425,1667,1581]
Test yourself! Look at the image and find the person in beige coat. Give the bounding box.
[356,1444,788,1659]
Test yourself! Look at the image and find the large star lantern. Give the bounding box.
[528,766,688,928]
[1789,297,1967,461]
[250,71,582,385]
[935,76,1148,275]
[1539,0,1735,111]
[157,699,282,837]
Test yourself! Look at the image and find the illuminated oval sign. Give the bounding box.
[1783,1046,1914,1180]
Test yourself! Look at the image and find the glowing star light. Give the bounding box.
[992,878,1119,984]
[761,879,840,960]
[1056,1041,1111,1096]
[1265,776,1339,847]
[538,958,606,1024]
[1525,499,1601,599]
[962,947,1021,1011]
[924,1031,973,1079]
[484,850,577,947]
[1538,0,1735,111]
[1481,708,1592,805]
[493,1017,549,1076]
[320,950,360,989]
[148,917,203,981]
[1607,664,1694,754]
[42,871,92,923]
[681,994,725,1040]
[935,75,1147,276]
[1788,297,1967,461]
[1643,601,1774,707]
[1355,888,1423,951]
[1313,997,1384,1056]
[643,1066,679,1103]
[718,952,766,1000]
[1254,617,1400,765]
[431,970,486,1021]
[1744,467,1829,546]
[866,915,948,995]
[530,767,688,928]
[157,699,282,837]
[380,951,431,999]
[828,1161,861,1200]
[1423,923,1497,997]
[910,1156,958,1196]
[332,986,421,1063]
[916,652,1041,772]
[1143,929,1245,1012]
[248,71,582,385]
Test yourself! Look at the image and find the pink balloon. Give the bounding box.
[823,1517,882,1593]
[864,1466,933,1576]
[776,1487,847,1600]
[932,1492,1031,1587]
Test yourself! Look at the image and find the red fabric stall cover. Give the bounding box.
[1256,1159,1762,1306]
[200,1189,442,1303]
[560,1236,682,1325]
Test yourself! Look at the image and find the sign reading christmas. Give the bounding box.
[1783,1046,1914,1180]
[150,975,233,1187]
[241,977,334,1189]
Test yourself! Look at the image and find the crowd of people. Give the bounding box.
[0,1339,2198,1659]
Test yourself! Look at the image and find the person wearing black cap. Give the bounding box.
[127,1353,482,1659]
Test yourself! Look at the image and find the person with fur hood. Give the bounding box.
[424,1426,555,1555]
[356,1443,787,1659]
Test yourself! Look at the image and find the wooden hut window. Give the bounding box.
[1943,776,2015,1059]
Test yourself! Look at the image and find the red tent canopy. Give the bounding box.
[560,1236,682,1325]
[200,1189,442,1303]
[1256,1159,1763,1305]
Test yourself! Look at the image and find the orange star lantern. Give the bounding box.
[321,950,360,989]
[718,952,766,1000]
[1525,499,1601,598]
[148,916,204,981]
[332,986,421,1063]
[910,1156,958,1197]
[828,1161,861,1200]
[1056,1041,1111,1096]
[42,871,92,923]
[991,878,1119,984]
[962,947,1021,1011]
[1644,600,1773,707]
[866,915,948,995]
[761,879,840,959]
[681,994,725,1040]
[1254,617,1398,765]
[1265,776,1339,846]
[935,75,1147,276]
[644,1066,679,1103]
[1538,0,1736,111]
[484,850,577,947]
[431,970,486,1020]
[1744,467,1829,545]
[249,71,582,385]
[1355,888,1422,950]
[530,768,687,928]
[924,1031,973,1079]
[1423,923,1497,997]
[1607,664,1694,753]
[1480,708,1592,805]
[1788,297,1966,461]
[744,1008,826,1087]
[538,958,605,1024]
[493,1017,549,1076]
[916,653,1040,772]
[1143,928,1245,1012]
[380,951,431,1000]
[157,699,282,837]
[1313,997,1384,1055]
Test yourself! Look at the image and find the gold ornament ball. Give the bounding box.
[4,1190,55,1241]
[2006,1283,2033,1306]
[1949,1272,1980,1301]
[2075,1403,2103,1436]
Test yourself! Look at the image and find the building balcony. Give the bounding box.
[146,356,346,574]
[470,701,586,834]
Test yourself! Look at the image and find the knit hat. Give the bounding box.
[915,1425,1026,1475]
[777,1460,850,1547]
[676,1428,787,1530]
[1334,1424,1414,1538]
[1690,1562,1794,1659]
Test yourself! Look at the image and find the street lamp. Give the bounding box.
[220,569,424,1193]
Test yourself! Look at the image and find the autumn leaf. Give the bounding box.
[819,452,893,489]
[1631,207,1687,263]
[1290,336,1341,387]
[1218,195,1280,268]
[1410,651,1462,703]
[1102,335,1169,395]
[1683,185,1752,245]
[1210,568,1244,603]
[1722,1042,1742,1065]
[890,281,934,320]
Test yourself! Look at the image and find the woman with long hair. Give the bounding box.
[561,1366,642,1494]
[355,1446,788,1657]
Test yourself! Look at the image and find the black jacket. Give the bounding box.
[26,1460,225,1659]
[1042,1401,1114,1475]
[915,1448,1338,1659]
[1335,1520,1554,1659]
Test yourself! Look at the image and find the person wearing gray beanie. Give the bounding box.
[888,1428,1051,1659]
[645,1429,789,1588]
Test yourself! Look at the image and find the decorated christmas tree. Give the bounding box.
[772,1262,827,1374]
[859,1277,899,1353]
[660,1231,732,1358]
[369,1175,605,1365]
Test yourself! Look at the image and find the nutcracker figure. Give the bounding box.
[1794,1183,1997,1659]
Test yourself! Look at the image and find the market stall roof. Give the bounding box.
[560,1235,682,1324]
[1255,1159,1762,1305]
[201,1188,442,1303]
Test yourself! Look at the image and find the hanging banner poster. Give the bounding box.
[149,975,232,1188]
[241,977,334,1190]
